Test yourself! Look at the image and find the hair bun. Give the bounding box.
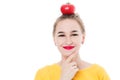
[60,3,75,15]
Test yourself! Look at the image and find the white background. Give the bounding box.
[0,0,120,80]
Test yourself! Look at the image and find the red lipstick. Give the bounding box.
[63,46,74,50]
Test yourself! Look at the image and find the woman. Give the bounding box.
[35,5,110,80]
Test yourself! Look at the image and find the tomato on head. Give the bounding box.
[60,3,75,15]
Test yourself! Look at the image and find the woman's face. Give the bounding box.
[54,19,85,57]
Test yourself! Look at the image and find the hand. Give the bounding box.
[60,53,79,80]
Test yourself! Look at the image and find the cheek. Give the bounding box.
[55,38,65,46]
[72,36,85,46]
[72,37,81,44]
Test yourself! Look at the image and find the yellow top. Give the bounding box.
[35,64,110,80]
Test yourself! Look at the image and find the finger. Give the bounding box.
[71,66,79,73]
[66,53,77,62]
[70,62,77,66]
[72,65,77,68]
[74,68,79,72]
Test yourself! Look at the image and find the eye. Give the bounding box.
[71,34,78,36]
[58,34,65,37]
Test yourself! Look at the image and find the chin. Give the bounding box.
[59,47,79,57]
[61,50,76,57]
[63,52,72,57]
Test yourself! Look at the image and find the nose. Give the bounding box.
[65,37,73,45]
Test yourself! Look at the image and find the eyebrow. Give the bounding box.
[57,31,64,34]
[71,30,78,33]
[57,30,78,34]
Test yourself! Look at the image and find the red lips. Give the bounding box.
[63,46,74,50]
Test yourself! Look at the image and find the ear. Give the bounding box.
[81,34,85,44]
[53,37,57,46]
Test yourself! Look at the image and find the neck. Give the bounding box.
[57,54,92,70]
[59,54,83,68]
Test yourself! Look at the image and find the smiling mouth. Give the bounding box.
[63,46,75,50]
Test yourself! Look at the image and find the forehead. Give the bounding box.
[55,19,81,33]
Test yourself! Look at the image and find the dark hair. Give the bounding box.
[53,14,85,35]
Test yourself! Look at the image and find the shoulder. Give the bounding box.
[92,64,108,72]
[34,65,50,80]
[34,63,61,80]
[80,60,108,73]
[93,64,110,80]
[83,63,110,80]
[87,63,108,73]
[35,63,59,75]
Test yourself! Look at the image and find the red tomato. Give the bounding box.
[60,3,75,15]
